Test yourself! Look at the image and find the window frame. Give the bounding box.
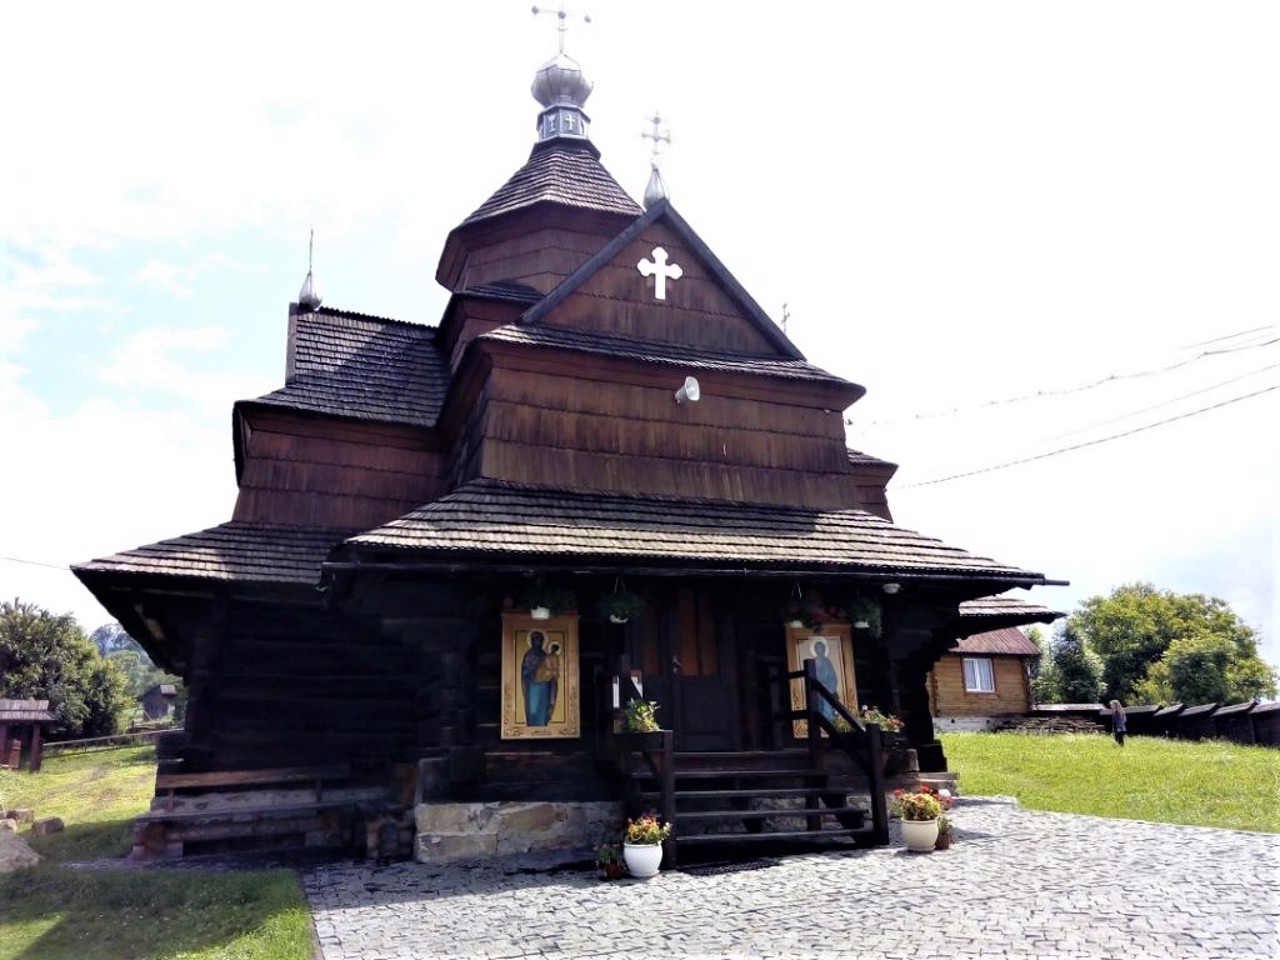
[962,656,996,694]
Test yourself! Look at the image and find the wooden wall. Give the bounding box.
[465,360,874,511]
[565,222,779,354]
[457,226,618,295]
[233,409,443,529]
[927,654,1031,716]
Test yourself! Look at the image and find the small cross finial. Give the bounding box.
[308,229,315,271]
[781,302,790,333]
[642,111,671,167]
[532,4,591,55]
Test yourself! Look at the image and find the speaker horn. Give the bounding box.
[674,376,701,404]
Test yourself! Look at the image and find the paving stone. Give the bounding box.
[302,796,1280,959]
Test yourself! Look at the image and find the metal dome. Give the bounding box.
[531,52,593,108]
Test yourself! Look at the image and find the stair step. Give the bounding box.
[638,787,841,801]
[629,768,823,780]
[678,828,865,845]
[675,806,866,823]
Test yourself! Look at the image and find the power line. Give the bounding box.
[899,384,1277,489]
[851,331,1278,429]
[1041,362,1279,443]
[0,555,71,572]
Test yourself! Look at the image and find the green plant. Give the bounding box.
[848,596,883,638]
[594,841,627,879]
[624,811,672,845]
[936,813,952,835]
[891,785,952,821]
[597,590,644,623]
[621,699,660,733]
[779,599,828,630]
[519,584,575,616]
[859,705,904,732]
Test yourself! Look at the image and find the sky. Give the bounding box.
[2,1,1277,674]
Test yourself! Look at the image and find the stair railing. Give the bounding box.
[613,655,677,867]
[774,659,889,844]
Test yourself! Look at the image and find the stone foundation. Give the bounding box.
[414,801,621,863]
[934,716,1002,732]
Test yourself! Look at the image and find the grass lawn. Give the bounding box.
[1,747,315,960]
[941,732,1280,833]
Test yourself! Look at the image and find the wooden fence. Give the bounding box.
[1030,700,1280,746]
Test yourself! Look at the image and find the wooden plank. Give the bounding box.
[156,764,350,790]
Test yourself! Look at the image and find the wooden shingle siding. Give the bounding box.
[458,227,615,295]
[233,411,442,529]
[930,654,1031,716]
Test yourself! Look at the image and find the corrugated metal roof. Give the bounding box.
[73,523,353,585]
[461,141,642,226]
[249,308,448,428]
[0,699,54,723]
[479,324,853,386]
[951,627,1041,656]
[344,479,1047,582]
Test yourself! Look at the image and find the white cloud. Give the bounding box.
[135,259,193,299]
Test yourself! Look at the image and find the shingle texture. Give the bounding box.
[0,699,54,723]
[959,596,1063,621]
[346,480,1045,581]
[462,142,642,226]
[847,448,897,469]
[251,308,448,427]
[481,324,852,385]
[951,626,1041,656]
[73,523,352,585]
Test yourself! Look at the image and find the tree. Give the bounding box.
[1072,582,1275,705]
[1032,623,1104,704]
[0,599,132,738]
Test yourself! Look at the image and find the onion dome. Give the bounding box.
[643,164,668,209]
[532,51,593,143]
[298,230,321,310]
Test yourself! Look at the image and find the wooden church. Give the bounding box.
[74,34,1060,862]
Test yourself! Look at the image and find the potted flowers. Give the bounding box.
[847,596,882,637]
[595,842,627,880]
[597,590,644,624]
[934,814,953,850]
[621,699,661,733]
[520,585,575,620]
[859,705,903,732]
[622,811,672,878]
[779,597,829,631]
[891,784,953,852]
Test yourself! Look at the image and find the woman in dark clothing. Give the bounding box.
[1110,699,1127,746]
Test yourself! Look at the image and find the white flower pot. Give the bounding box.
[623,842,663,878]
[787,619,805,629]
[530,606,551,620]
[900,817,939,853]
[610,615,629,624]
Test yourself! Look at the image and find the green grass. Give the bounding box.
[1,747,314,960]
[941,732,1280,833]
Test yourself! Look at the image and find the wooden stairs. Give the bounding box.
[625,747,887,863]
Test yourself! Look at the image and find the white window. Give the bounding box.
[963,657,996,693]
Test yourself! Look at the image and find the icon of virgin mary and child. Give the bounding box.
[521,631,562,727]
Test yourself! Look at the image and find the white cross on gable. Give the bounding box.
[637,246,683,300]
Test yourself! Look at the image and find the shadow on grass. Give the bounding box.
[24,817,135,863]
[0,865,313,960]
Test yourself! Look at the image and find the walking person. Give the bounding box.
[1110,699,1127,746]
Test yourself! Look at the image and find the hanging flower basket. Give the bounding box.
[847,596,882,637]
[596,590,644,624]
[518,585,575,619]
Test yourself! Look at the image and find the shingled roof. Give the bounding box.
[951,626,1041,656]
[461,141,642,226]
[73,523,353,585]
[248,307,448,428]
[959,595,1063,621]
[342,479,1047,584]
[479,324,857,387]
[0,699,54,723]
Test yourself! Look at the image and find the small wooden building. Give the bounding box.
[139,684,178,721]
[0,699,54,773]
[73,39,1063,860]
[928,598,1060,731]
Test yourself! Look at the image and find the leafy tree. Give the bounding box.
[1071,582,1275,704]
[0,599,132,738]
[1032,624,1104,704]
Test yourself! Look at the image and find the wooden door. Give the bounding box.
[639,587,738,751]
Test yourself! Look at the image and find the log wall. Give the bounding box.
[927,654,1031,717]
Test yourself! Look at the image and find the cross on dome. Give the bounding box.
[641,111,672,208]
[532,4,592,55]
